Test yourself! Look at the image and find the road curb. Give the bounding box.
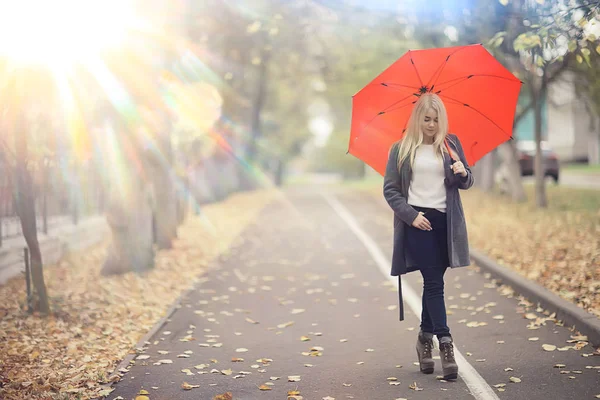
[470,248,600,347]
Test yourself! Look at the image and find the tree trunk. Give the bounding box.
[101,121,155,276]
[532,79,548,208]
[478,151,496,192]
[499,141,527,202]
[149,115,178,249]
[274,159,285,187]
[102,178,155,275]
[14,108,50,314]
[247,47,270,163]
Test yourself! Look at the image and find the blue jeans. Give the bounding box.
[420,266,451,338]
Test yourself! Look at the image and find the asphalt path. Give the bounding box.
[108,186,600,400]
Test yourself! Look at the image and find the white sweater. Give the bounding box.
[407,144,447,212]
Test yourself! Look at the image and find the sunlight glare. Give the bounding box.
[0,0,136,67]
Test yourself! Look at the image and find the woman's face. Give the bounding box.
[421,108,438,140]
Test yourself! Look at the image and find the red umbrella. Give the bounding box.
[349,44,522,175]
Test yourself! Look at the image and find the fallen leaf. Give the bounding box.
[278,321,295,329]
[509,377,522,383]
[543,344,557,352]
[212,392,233,400]
[409,381,423,391]
[182,382,201,390]
[259,384,272,391]
[236,348,249,353]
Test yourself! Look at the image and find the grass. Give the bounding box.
[520,185,600,213]
[562,163,600,175]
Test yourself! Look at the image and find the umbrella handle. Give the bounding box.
[444,139,456,164]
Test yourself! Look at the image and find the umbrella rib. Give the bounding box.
[385,101,416,115]
[436,93,512,139]
[380,93,417,114]
[432,76,470,93]
[408,51,424,87]
[435,74,520,89]
[360,96,416,132]
[428,46,472,89]
[380,82,421,91]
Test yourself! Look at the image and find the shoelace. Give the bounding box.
[423,340,432,357]
[443,344,454,361]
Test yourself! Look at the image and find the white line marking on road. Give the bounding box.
[323,192,501,400]
[233,268,247,283]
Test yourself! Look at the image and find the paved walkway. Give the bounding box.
[107,186,599,400]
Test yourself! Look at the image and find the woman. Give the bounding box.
[383,93,473,381]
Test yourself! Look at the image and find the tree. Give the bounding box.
[491,0,600,207]
[0,66,52,314]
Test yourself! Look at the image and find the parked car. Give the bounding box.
[517,140,560,183]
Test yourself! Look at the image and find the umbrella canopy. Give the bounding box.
[349,44,522,175]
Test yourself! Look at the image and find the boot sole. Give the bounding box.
[415,350,434,374]
[443,367,458,381]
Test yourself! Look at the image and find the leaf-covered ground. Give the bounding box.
[0,189,276,400]
[460,187,600,318]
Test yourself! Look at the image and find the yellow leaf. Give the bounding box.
[135,396,150,400]
[182,382,200,390]
[510,376,522,383]
[288,390,301,395]
[259,384,272,391]
[138,390,150,395]
[213,393,233,400]
[542,344,557,352]
[499,0,509,5]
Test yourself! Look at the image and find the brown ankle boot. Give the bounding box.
[415,332,434,374]
[439,336,458,380]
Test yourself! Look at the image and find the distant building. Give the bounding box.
[514,71,600,164]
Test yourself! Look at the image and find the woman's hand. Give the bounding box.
[412,212,432,231]
[452,161,467,177]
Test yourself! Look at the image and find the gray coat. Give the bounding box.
[383,134,474,320]
[384,134,474,275]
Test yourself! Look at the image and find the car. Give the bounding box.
[516,140,560,183]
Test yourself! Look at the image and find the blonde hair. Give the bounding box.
[396,93,455,170]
